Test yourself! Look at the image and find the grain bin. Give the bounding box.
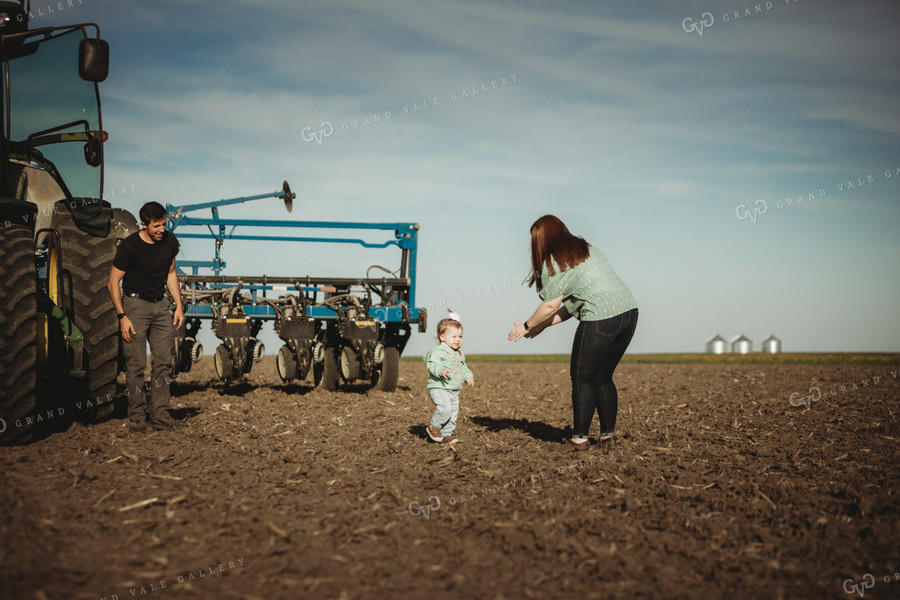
[761,334,781,354]
[705,334,727,354]
[731,334,752,354]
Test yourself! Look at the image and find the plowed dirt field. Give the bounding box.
[2,359,899,600]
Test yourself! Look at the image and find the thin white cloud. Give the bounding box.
[42,0,900,352]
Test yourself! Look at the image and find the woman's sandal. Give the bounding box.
[598,436,616,453]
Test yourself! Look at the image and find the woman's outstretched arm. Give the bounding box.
[526,305,571,337]
[508,295,563,341]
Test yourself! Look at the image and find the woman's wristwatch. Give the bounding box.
[523,321,530,331]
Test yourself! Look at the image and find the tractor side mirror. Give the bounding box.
[79,38,109,82]
[83,137,102,167]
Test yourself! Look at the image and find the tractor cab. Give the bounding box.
[1,2,108,233]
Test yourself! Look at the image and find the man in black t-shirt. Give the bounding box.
[108,202,185,432]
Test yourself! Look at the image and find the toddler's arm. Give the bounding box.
[461,358,474,384]
[424,349,451,379]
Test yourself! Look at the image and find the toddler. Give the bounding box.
[422,312,474,444]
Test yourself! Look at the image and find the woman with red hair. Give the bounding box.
[508,215,638,453]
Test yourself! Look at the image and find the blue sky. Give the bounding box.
[38,0,900,355]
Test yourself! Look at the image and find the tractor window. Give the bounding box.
[7,28,102,200]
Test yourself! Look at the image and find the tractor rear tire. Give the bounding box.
[0,227,38,444]
[374,347,400,392]
[50,201,118,421]
[314,346,339,391]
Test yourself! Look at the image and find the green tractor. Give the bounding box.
[0,1,119,443]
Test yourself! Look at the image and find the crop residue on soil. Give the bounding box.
[2,359,899,599]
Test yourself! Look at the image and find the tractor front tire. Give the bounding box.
[0,227,38,444]
[50,201,118,421]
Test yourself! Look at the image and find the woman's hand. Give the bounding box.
[509,296,563,342]
[508,322,527,342]
[524,320,549,338]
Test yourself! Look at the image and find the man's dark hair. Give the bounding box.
[139,201,167,225]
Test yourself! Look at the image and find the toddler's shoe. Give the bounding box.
[441,435,458,445]
[426,426,443,443]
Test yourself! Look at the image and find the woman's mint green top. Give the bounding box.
[538,245,637,321]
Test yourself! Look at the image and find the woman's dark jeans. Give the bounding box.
[570,308,638,438]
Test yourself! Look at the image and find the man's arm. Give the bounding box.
[167,259,185,329]
[108,266,135,342]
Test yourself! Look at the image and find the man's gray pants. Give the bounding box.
[123,296,175,422]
